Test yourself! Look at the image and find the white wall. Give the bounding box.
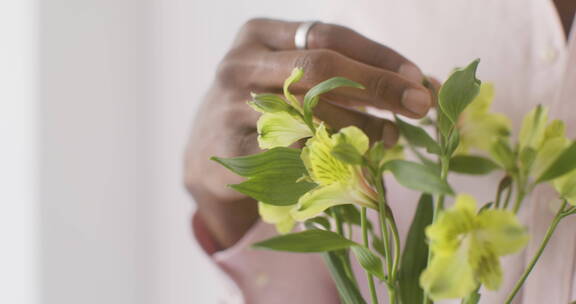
[40,0,152,303]
[40,0,330,303]
[0,0,39,303]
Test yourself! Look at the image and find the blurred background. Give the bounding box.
[1,0,334,303]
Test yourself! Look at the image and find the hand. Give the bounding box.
[185,18,433,250]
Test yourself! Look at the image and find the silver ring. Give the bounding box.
[294,21,319,50]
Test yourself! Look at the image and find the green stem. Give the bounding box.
[436,156,450,212]
[335,211,345,235]
[361,207,379,304]
[512,177,526,213]
[375,175,397,304]
[387,215,401,304]
[502,181,514,210]
[423,156,450,304]
[387,211,401,284]
[504,200,568,304]
[335,210,358,288]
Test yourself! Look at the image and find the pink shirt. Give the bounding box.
[193,1,576,303]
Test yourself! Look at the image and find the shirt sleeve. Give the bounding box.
[192,212,340,304]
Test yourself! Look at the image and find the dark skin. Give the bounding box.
[186,4,575,251]
[554,0,576,38]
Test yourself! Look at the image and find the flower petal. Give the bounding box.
[468,238,503,290]
[258,202,295,234]
[553,169,576,205]
[336,126,369,154]
[519,105,549,150]
[531,136,570,178]
[457,112,511,153]
[426,194,477,254]
[476,209,529,256]
[420,248,477,300]
[257,112,312,149]
[543,120,566,141]
[291,183,375,221]
[456,83,511,154]
[304,124,353,185]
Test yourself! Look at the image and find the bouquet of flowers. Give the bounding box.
[211,59,576,304]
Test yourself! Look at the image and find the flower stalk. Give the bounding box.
[374,173,398,304]
[505,200,569,304]
[361,207,379,304]
[213,63,576,304]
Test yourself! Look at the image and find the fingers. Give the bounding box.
[314,101,399,147]
[238,19,424,83]
[233,90,399,147]
[242,49,431,118]
[426,76,442,106]
[225,19,432,118]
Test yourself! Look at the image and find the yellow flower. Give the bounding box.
[258,202,296,234]
[420,194,529,300]
[291,125,378,221]
[553,169,576,205]
[255,110,312,149]
[249,68,314,150]
[530,120,569,178]
[519,105,548,151]
[456,83,511,154]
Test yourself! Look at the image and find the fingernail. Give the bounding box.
[402,89,431,116]
[398,64,424,83]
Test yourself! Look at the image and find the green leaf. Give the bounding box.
[384,160,454,195]
[371,235,386,258]
[212,147,316,206]
[444,129,460,157]
[323,251,367,304]
[211,147,304,177]
[231,174,316,206]
[396,116,441,154]
[305,217,331,230]
[410,146,441,174]
[437,107,453,139]
[367,141,385,164]
[249,93,291,113]
[338,205,373,231]
[253,229,356,252]
[351,245,385,281]
[303,77,364,126]
[398,194,433,304]
[438,59,482,129]
[538,141,576,182]
[449,155,499,175]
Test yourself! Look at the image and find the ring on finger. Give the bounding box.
[294,21,320,50]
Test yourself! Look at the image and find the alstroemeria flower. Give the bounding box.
[553,169,576,205]
[530,119,569,178]
[456,83,511,154]
[519,105,548,151]
[420,194,528,300]
[253,109,312,149]
[291,125,378,221]
[248,68,315,150]
[258,202,296,234]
